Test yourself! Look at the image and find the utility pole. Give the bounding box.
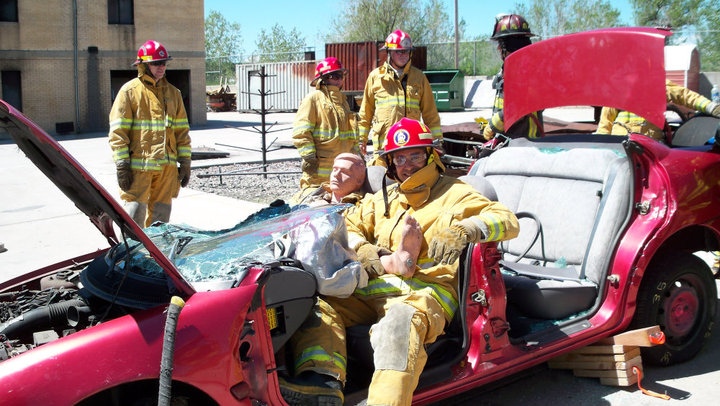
[454,0,459,69]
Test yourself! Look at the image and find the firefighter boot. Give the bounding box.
[279,371,343,406]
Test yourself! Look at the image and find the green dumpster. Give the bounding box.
[423,70,465,111]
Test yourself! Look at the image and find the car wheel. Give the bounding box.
[631,253,717,366]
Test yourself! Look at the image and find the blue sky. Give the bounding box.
[204,0,634,57]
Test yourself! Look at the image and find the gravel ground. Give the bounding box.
[188,160,303,204]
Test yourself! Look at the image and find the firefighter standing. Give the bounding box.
[483,14,543,140]
[358,30,442,161]
[292,57,359,198]
[279,118,519,406]
[109,40,191,228]
[596,79,720,141]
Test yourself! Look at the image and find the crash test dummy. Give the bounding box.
[357,30,442,162]
[292,153,368,206]
[293,57,359,193]
[279,118,519,406]
[483,14,544,140]
[596,79,720,141]
[108,40,191,228]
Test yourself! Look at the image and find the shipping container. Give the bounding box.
[235,61,316,112]
[325,42,427,93]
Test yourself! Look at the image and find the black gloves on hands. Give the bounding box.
[116,160,133,191]
[428,225,469,264]
[301,156,319,174]
[178,158,191,187]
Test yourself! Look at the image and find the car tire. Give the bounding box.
[630,253,717,366]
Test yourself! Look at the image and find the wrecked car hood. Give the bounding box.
[504,27,670,130]
[0,100,195,297]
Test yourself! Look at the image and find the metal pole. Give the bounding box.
[454,0,459,70]
[473,41,477,76]
[73,0,80,132]
[260,66,268,179]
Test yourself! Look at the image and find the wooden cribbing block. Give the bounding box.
[597,325,664,347]
[550,346,641,363]
[548,345,642,387]
[548,353,642,371]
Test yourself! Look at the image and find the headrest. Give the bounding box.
[363,165,395,194]
[458,175,498,201]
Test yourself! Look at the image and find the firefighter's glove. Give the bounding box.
[301,156,319,174]
[116,160,133,192]
[710,102,720,118]
[429,224,469,264]
[357,244,387,277]
[178,158,191,188]
[482,124,495,141]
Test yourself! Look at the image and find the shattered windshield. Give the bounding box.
[115,204,350,284]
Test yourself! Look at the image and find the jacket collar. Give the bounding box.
[397,161,441,208]
[382,60,411,80]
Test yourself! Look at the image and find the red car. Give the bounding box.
[1,27,718,405]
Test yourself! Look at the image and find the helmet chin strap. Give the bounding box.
[382,176,390,218]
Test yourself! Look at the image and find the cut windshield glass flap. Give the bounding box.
[116,204,350,283]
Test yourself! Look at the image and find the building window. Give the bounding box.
[2,71,23,111]
[108,0,133,25]
[0,0,18,22]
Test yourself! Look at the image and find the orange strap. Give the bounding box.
[633,366,671,400]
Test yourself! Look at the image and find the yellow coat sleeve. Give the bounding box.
[665,80,713,113]
[292,92,318,159]
[357,73,377,147]
[596,107,618,134]
[108,88,133,162]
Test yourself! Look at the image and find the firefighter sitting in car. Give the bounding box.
[279,118,519,406]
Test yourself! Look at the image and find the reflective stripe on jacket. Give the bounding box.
[357,62,442,151]
[109,71,191,171]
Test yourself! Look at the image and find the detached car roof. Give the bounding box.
[504,27,671,130]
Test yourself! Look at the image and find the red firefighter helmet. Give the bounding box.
[310,57,346,85]
[491,14,534,40]
[381,29,414,51]
[133,40,173,66]
[381,118,434,155]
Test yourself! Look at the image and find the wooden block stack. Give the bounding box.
[548,344,642,386]
[548,326,663,387]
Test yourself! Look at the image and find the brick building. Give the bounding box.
[0,0,206,134]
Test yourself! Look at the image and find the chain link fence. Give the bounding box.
[424,40,502,76]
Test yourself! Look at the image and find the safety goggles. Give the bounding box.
[392,151,427,166]
[324,72,344,80]
[149,60,167,67]
[392,50,411,55]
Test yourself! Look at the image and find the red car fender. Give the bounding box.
[0,285,258,405]
[594,136,720,335]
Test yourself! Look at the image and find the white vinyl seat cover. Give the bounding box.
[466,138,632,319]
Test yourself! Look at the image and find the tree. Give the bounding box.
[205,10,243,85]
[697,2,720,70]
[631,0,720,70]
[514,0,623,39]
[254,24,307,62]
[329,0,454,44]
